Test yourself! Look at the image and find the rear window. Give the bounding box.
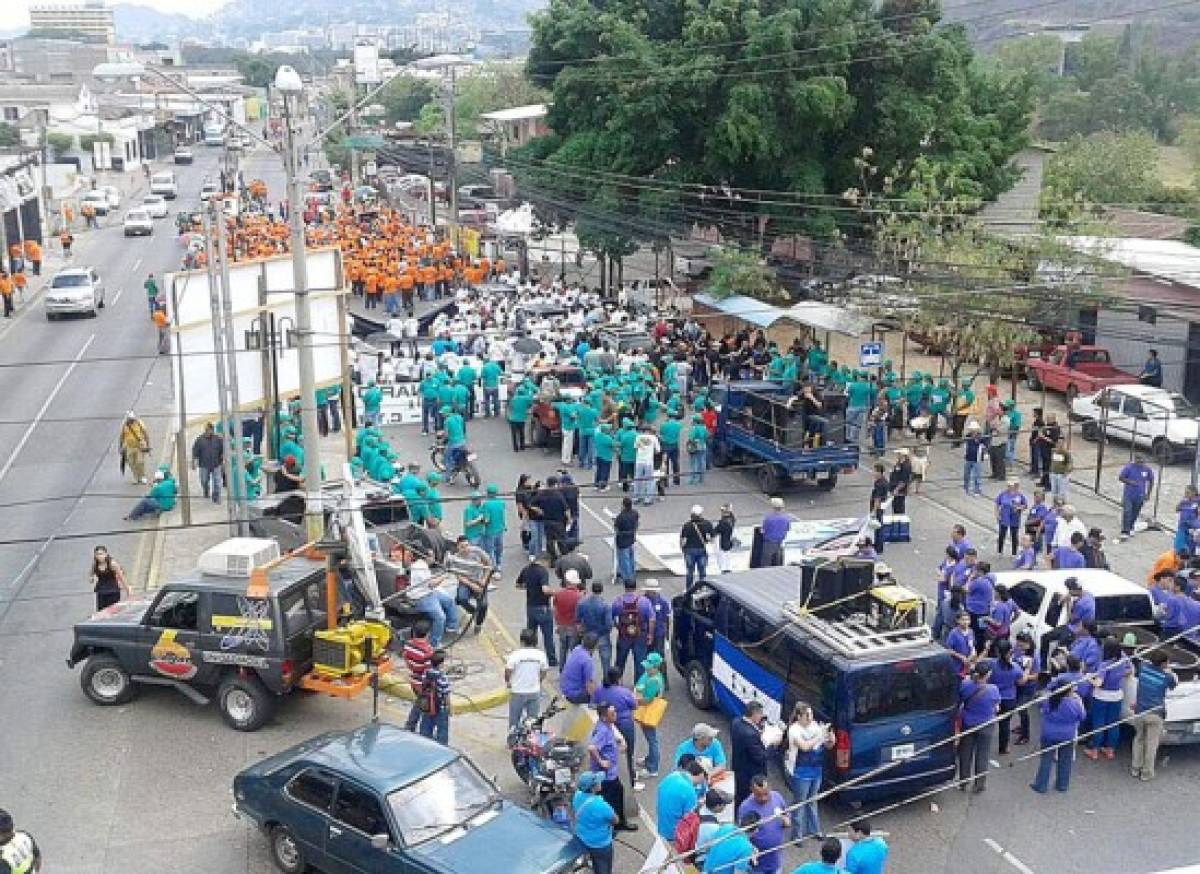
[1097,594,1154,623]
[152,173,174,184]
[850,659,957,724]
[52,274,90,288]
[280,580,328,637]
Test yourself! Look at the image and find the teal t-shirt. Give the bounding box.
[659,418,682,448]
[556,401,580,431]
[687,423,707,449]
[618,428,638,462]
[481,361,502,389]
[463,503,487,537]
[483,497,507,535]
[457,365,478,387]
[576,404,598,435]
[594,431,616,461]
[444,414,466,446]
[508,391,533,423]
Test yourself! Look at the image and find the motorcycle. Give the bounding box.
[429,432,482,488]
[508,697,584,826]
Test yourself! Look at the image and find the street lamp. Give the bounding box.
[275,64,326,541]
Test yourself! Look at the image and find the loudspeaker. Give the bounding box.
[802,558,876,609]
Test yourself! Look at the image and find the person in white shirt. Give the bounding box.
[633,429,661,506]
[403,316,420,357]
[505,627,550,730]
[1052,504,1089,549]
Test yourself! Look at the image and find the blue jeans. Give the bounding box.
[614,637,647,683]
[418,709,449,745]
[483,387,500,418]
[1031,741,1073,792]
[1121,496,1145,535]
[963,460,982,494]
[421,396,439,434]
[684,547,708,586]
[417,590,459,647]
[527,521,544,559]
[663,448,680,485]
[789,773,822,840]
[578,433,594,468]
[634,461,655,504]
[596,634,613,673]
[127,497,163,520]
[616,546,636,583]
[526,604,558,667]
[384,293,399,316]
[199,465,221,502]
[481,532,504,568]
[689,450,706,484]
[1090,698,1122,750]
[594,457,612,487]
[641,724,660,774]
[1006,432,1018,462]
[846,407,866,443]
[871,421,887,455]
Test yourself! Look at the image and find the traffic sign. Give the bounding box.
[860,341,883,368]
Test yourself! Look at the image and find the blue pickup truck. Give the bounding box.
[709,380,859,492]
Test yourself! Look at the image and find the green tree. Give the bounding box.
[414,102,445,136]
[378,76,436,125]
[46,132,74,155]
[706,249,787,303]
[0,123,19,147]
[453,64,549,139]
[1042,131,1163,217]
[1067,34,1122,90]
[988,35,1064,100]
[79,132,114,153]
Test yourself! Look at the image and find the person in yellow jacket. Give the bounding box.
[0,808,41,873]
[119,411,151,484]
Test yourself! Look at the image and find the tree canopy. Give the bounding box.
[519,0,1031,261]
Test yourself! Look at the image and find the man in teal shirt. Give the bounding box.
[420,373,442,434]
[425,471,444,522]
[1004,399,1022,463]
[442,406,467,475]
[793,837,845,873]
[617,419,638,492]
[126,469,178,520]
[846,373,873,443]
[659,414,683,487]
[362,380,383,427]
[594,423,616,489]
[463,491,487,545]
[702,815,757,874]
[556,398,581,467]
[480,360,503,418]
[576,400,599,469]
[508,385,533,451]
[457,362,478,420]
[481,482,507,568]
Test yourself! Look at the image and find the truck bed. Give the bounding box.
[723,423,860,475]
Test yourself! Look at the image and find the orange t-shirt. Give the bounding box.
[153,309,168,328]
[24,240,41,260]
[0,277,12,296]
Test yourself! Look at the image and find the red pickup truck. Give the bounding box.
[1025,345,1136,401]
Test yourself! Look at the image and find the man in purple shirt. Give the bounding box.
[760,498,791,567]
[588,703,637,831]
[561,634,599,704]
[736,776,787,874]
[948,524,971,559]
[1119,454,1155,536]
[1052,533,1087,570]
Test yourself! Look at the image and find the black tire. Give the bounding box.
[711,441,731,468]
[1081,421,1101,442]
[430,447,446,472]
[685,660,714,709]
[817,472,838,490]
[465,461,481,488]
[1152,438,1174,465]
[81,653,136,706]
[217,673,275,732]
[757,464,781,494]
[1026,371,1041,391]
[269,824,308,874]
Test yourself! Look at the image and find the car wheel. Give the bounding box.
[429,447,446,472]
[1081,421,1101,442]
[1152,437,1173,465]
[217,673,275,731]
[269,824,308,874]
[465,461,481,488]
[711,441,730,468]
[81,653,137,705]
[757,464,781,494]
[817,472,838,490]
[684,660,713,710]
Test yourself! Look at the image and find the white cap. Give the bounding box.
[691,504,704,516]
[770,497,785,509]
[564,569,581,585]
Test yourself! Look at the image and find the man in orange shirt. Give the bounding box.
[153,307,170,354]
[364,270,381,309]
[24,238,42,275]
[12,270,27,304]
[0,271,13,317]
[398,271,416,316]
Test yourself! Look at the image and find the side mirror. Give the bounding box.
[370,833,390,850]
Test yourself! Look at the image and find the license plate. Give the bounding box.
[891,743,916,761]
[555,767,573,784]
[467,453,478,461]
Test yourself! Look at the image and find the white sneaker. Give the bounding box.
[138,477,148,484]
[633,781,646,792]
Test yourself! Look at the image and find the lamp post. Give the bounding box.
[275,64,325,542]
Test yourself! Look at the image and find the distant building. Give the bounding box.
[0,41,12,73]
[479,104,549,154]
[10,36,109,82]
[28,2,116,44]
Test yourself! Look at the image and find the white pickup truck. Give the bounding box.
[996,569,1200,745]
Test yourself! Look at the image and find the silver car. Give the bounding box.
[45,268,105,319]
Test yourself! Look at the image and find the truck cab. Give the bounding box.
[709,380,858,492]
[1025,344,1136,401]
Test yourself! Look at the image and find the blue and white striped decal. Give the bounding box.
[711,633,784,724]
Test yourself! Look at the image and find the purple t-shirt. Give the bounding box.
[959,678,1000,727]
[762,511,791,544]
[592,683,637,728]
[736,791,787,873]
[560,644,595,699]
[588,720,620,781]
[1052,546,1085,569]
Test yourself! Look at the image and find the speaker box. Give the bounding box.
[802,558,875,609]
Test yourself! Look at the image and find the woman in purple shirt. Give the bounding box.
[986,640,1023,754]
[593,668,639,787]
[1012,632,1041,745]
[958,663,1000,792]
[1085,639,1131,761]
[965,562,996,652]
[1030,685,1086,793]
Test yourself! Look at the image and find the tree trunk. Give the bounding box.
[599,253,607,297]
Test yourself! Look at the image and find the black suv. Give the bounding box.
[67,558,327,731]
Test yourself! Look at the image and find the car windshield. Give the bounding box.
[850,659,958,724]
[128,211,149,220]
[1096,594,1154,623]
[387,757,498,845]
[144,196,163,203]
[1166,393,1200,418]
[52,274,90,288]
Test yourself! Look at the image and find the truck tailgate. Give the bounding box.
[1163,678,1200,744]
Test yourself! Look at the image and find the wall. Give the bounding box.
[1090,275,1194,396]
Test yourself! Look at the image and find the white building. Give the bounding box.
[29,2,115,44]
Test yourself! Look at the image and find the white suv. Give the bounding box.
[45,267,105,319]
[1071,384,1200,463]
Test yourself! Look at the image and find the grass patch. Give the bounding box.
[1157,145,1195,189]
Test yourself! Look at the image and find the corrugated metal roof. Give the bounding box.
[1061,236,1200,291]
[694,293,874,336]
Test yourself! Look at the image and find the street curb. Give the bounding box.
[378,612,514,715]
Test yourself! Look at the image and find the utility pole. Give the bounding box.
[347,75,360,185]
[447,65,458,229]
[169,276,193,528]
[280,80,325,542]
[215,206,247,535]
[428,138,437,226]
[202,208,234,534]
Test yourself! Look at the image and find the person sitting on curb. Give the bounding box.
[125,469,177,521]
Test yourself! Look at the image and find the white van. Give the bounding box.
[150,171,178,200]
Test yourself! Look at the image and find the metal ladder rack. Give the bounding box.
[782,601,932,658]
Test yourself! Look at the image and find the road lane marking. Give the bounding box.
[111,288,123,306]
[0,332,95,487]
[984,838,1036,874]
[132,257,142,272]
